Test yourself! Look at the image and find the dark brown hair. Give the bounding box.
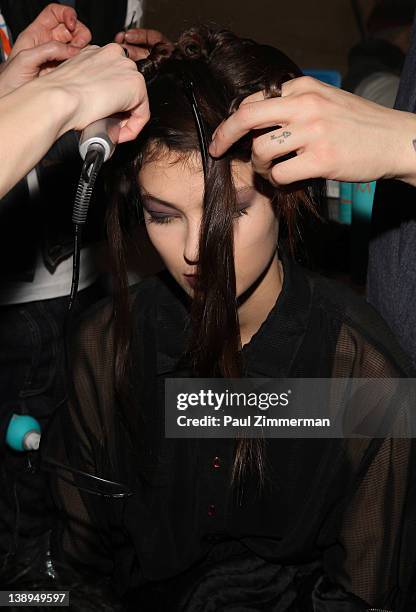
[107,25,321,488]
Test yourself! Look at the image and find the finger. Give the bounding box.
[114,31,125,44]
[280,74,330,97]
[34,4,91,47]
[118,100,151,143]
[51,22,73,44]
[237,77,327,110]
[251,127,301,178]
[19,41,80,72]
[239,90,267,106]
[124,28,167,47]
[69,20,92,47]
[36,4,77,31]
[210,98,295,157]
[238,80,302,108]
[121,43,150,61]
[270,151,321,185]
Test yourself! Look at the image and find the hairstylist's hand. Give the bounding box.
[209,76,416,188]
[114,27,169,61]
[8,3,91,60]
[0,41,81,97]
[0,3,91,97]
[43,43,150,143]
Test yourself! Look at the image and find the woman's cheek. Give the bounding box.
[147,226,183,273]
[234,219,278,294]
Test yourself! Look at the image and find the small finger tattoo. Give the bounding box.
[270,130,291,144]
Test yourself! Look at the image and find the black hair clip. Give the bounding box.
[181,74,209,178]
[42,457,134,499]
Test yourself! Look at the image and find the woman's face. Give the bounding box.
[138,151,279,297]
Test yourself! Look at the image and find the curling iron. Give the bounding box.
[69,117,120,311]
[78,116,120,165]
[4,116,132,499]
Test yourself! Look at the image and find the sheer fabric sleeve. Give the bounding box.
[44,301,123,582]
[321,322,416,611]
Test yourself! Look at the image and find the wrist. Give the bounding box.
[29,77,80,139]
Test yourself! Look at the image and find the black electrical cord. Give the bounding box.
[68,144,105,312]
[42,457,133,499]
[41,142,133,500]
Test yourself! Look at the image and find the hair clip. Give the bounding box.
[181,74,209,178]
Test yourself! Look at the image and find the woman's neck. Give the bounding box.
[238,252,283,347]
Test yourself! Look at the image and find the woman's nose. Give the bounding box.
[183,222,200,266]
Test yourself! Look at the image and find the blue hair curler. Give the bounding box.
[5,414,41,452]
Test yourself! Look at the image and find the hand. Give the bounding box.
[0,41,81,97]
[42,43,150,143]
[8,2,91,60]
[114,28,169,61]
[209,76,416,187]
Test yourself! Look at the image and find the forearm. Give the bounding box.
[0,79,77,198]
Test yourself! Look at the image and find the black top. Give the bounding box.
[45,255,416,611]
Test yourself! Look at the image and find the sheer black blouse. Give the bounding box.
[44,255,416,611]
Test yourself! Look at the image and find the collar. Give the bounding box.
[242,251,313,378]
[153,253,313,378]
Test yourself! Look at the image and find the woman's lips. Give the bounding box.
[184,274,198,289]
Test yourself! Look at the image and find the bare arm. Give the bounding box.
[0,44,149,199]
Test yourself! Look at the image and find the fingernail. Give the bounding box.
[209,141,217,156]
[69,17,76,29]
[125,31,135,42]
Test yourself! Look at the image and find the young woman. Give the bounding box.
[44,26,416,611]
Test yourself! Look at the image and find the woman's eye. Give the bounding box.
[145,214,176,225]
[233,207,249,219]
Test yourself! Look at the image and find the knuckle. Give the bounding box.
[103,42,124,55]
[299,92,323,116]
[45,3,62,11]
[298,75,317,90]
[310,117,326,136]
[49,41,61,52]
[238,103,256,126]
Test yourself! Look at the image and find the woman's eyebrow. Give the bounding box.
[140,193,181,211]
[236,186,256,200]
[140,186,256,209]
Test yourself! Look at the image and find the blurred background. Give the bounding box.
[145,0,379,73]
